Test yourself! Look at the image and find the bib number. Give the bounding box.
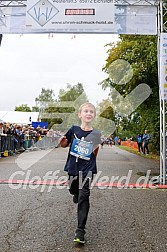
[70,138,93,160]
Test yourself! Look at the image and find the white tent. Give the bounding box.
[0,111,39,125]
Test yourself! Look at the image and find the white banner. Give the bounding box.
[25,0,115,33]
[160,33,167,100]
[0,3,157,34]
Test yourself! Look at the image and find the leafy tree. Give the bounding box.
[35,88,55,108]
[100,35,160,153]
[93,99,116,136]
[34,88,57,128]
[52,83,88,131]
[58,83,84,101]
[31,106,39,112]
[37,84,88,130]
[15,104,31,112]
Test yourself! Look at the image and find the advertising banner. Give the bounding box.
[25,0,115,33]
[160,33,167,100]
[0,1,157,34]
[32,121,48,129]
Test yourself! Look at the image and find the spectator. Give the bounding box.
[136,133,143,153]
[117,137,121,145]
[114,136,118,145]
[0,122,4,135]
[143,130,150,155]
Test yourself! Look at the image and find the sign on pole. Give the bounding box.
[160,33,167,100]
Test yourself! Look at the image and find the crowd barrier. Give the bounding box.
[0,134,59,157]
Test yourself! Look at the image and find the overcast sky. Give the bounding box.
[0,33,118,111]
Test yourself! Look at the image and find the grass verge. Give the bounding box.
[118,145,160,161]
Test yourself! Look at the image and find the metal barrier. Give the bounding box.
[33,135,59,149]
[0,135,16,156]
[0,134,60,157]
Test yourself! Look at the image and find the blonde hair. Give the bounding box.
[79,102,96,115]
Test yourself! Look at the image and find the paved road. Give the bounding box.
[0,145,166,252]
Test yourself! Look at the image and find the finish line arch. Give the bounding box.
[0,0,167,184]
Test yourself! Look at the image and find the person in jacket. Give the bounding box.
[136,133,143,153]
[143,130,150,155]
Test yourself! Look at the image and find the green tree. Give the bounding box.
[35,88,55,108]
[37,84,88,130]
[93,99,116,136]
[15,104,31,112]
[31,106,39,112]
[100,35,160,153]
[52,83,88,131]
[34,88,56,128]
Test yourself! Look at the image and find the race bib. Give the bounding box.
[70,138,93,160]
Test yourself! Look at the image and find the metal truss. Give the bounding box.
[0,1,26,7]
[0,0,159,7]
[0,0,160,19]
[158,1,167,184]
[114,0,159,5]
[159,99,167,184]
[162,1,167,32]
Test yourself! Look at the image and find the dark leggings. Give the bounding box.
[137,143,143,152]
[143,142,149,154]
[69,175,91,231]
